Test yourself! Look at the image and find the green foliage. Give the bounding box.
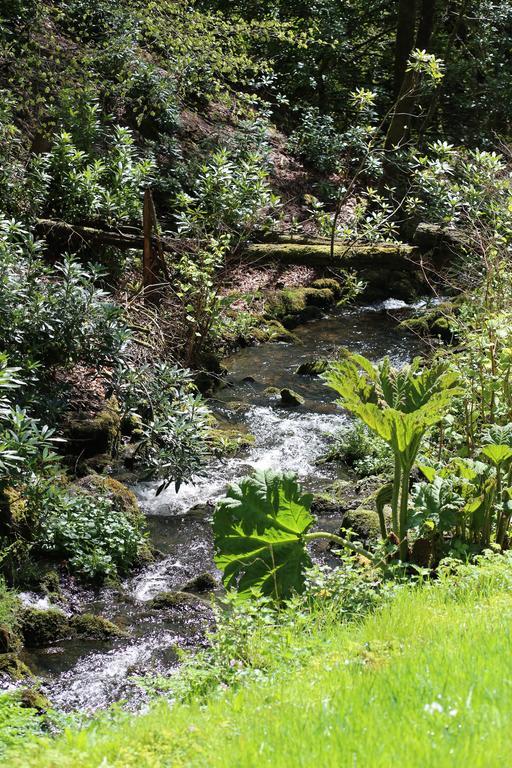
[139,0,280,104]
[176,238,228,365]
[324,353,462,557]
[0,219,128,381]
[214,471,372,601]
[321,421,393,477]
[115,362,211,492]
[214,470,315,601]
[0,693,47,758]
[175,145,279,245]
[0,577,20,633]
[288,107,343,173]
[40,491,145,581]
[38,123,154,225]
[410,475,463,536]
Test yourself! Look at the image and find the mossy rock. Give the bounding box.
[264,386,281,397]
[311,495,344,519]
[0,623,22,654]
[39,570,61,599]
[310,278,344,300]
[250,320,298,344]
[77,453,120,476]
[148,591,204,610]
[266,286,336,328]
[280,388,305,406]
[15,688,51,712]
[400,303,458,343]
[182,572,218,593]
[245,241,417,270]
[74,475,143,526]
[295,358,329,376]
[135,542,157,568]
[20,607,70,647]
[342,508,383,544]
[70,613,128,640]
[0,486,30,536]
[121,412,143,437]
[209,423,256,457]
[64,396,121,458]
[0,653,33,681]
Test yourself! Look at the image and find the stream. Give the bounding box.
[18,299,428,712]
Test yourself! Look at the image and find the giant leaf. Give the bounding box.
[481,444,512,467]
[214,470,314,601]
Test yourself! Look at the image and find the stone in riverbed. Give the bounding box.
[16,688,51,712]
[295,359,329,376]
[73,474,143,526]
[63,396,121,458]
[181,572,218,593]
[148,591,204,610]
[21,606,127,647]
[20,607,70,647]
[280,388,305,406]
[0,623,21,654]
[0,653,33,682]
[70,614,128,640]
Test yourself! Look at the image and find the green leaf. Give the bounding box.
[410,476,462,532]
[481,444,512,467]
[214,470,314,601]
[417,463,437,482]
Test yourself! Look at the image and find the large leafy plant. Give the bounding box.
[323,354,462,559]
[214,470,371,601]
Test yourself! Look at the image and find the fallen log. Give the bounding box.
[244,239,428,301]
[35,218,187,255]
[244,241,419,270]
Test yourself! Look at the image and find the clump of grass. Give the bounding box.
[320,421,393,477]
[0,579,20,634]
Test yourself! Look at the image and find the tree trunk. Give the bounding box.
[393,0,418,97]
[385,0,437,153]
[416,0,437,49]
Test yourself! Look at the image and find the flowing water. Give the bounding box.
[17,299,428,712]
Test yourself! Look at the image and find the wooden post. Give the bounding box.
[148,190,171,283]
[143,187,158,304]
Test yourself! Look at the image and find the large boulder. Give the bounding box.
[70,614,127,640]
[20,607,70,647]
[266,286,337,328]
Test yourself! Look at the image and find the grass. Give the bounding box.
[7,556,512,768]
[0,578,20,632]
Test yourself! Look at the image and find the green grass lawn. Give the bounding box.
[9,562,512,768]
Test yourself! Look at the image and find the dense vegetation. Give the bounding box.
[1,0,512,763]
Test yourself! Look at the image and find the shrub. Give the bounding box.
[175,145,279,246]
[288,107,344,173]
[115,362,212,492]
[37,122,154,225]
[0,219,129,377]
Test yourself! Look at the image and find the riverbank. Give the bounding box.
[0,300,426,712]
[8,551,512,767]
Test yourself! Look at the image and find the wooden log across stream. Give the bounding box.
[244,238,420,271]
[35,216,454,301]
